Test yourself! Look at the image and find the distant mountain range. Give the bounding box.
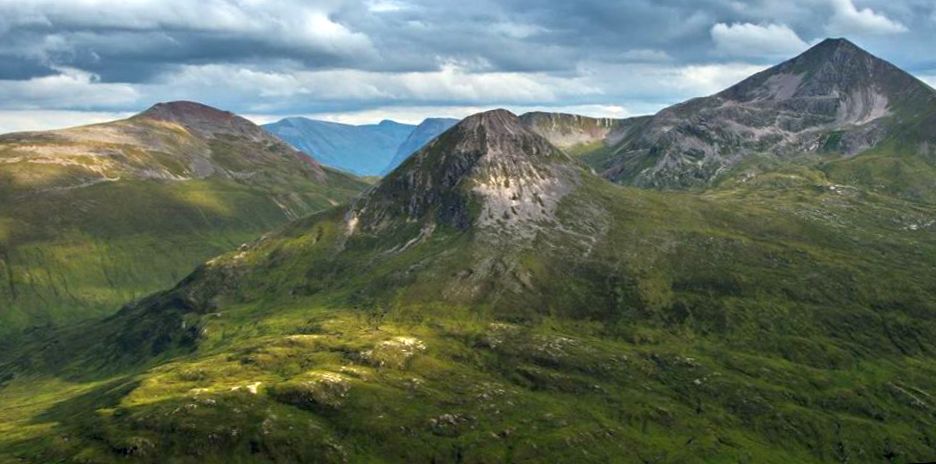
[263,117,457,176]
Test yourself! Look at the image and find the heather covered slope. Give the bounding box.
[596,39,936,192]
[0,102,368,336]
[3,110,936,463]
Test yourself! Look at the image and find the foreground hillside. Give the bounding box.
[0,102,368,337]
[2,110,935,463]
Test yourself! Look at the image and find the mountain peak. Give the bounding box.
[138,101,236,122]
[716,36,931,107]
[813,37,860,52]
[135,101,268,139]
[604,38,936,188]
[789,37,881,69]
[349,109,579,236]
[459,108,522,131]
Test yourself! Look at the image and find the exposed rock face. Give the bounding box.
[601,38,936,188]
[349,109,581,239]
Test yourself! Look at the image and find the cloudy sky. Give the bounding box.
[0,0,934,132]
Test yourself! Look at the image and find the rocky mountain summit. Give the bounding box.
[592,38,936,188]
[351,109,581,238]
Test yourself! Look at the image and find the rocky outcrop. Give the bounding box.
[349,109,581,239]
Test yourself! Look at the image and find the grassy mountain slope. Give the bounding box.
[3,110,935,463]
[0,102,368,337]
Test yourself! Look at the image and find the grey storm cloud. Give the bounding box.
[0,0,934,130]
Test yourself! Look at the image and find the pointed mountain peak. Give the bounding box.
[458,108,523,132]
[811,37,861,53]
[718,37,932,106]
[784,37,883,70]
[349,109,579,236]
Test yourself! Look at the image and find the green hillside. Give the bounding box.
[2,110,935,463]
[0,102,369,338]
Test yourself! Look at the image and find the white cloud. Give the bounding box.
[491,22,547,39]
[676,63,768,95]
[367,0,409,13]
[0,67,139,109]
[711,23,809,58]
[0,110,132,134]
[158,63,601,106]
[618,49,673,63]
[826,0,907,35]
[0,1,376,60]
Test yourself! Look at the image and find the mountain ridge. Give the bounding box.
[592,38,936,189]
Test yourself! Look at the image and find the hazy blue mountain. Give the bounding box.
[263,118,416,175]
[381,117,458,174]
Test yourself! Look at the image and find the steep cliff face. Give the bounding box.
[599,39,936,188]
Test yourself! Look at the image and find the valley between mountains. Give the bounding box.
[1,39,936,463]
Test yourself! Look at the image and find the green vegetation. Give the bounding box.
[0,176,364,338]
[2,85,936,462]
[2,152,935,462]
[0,102,370,337]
